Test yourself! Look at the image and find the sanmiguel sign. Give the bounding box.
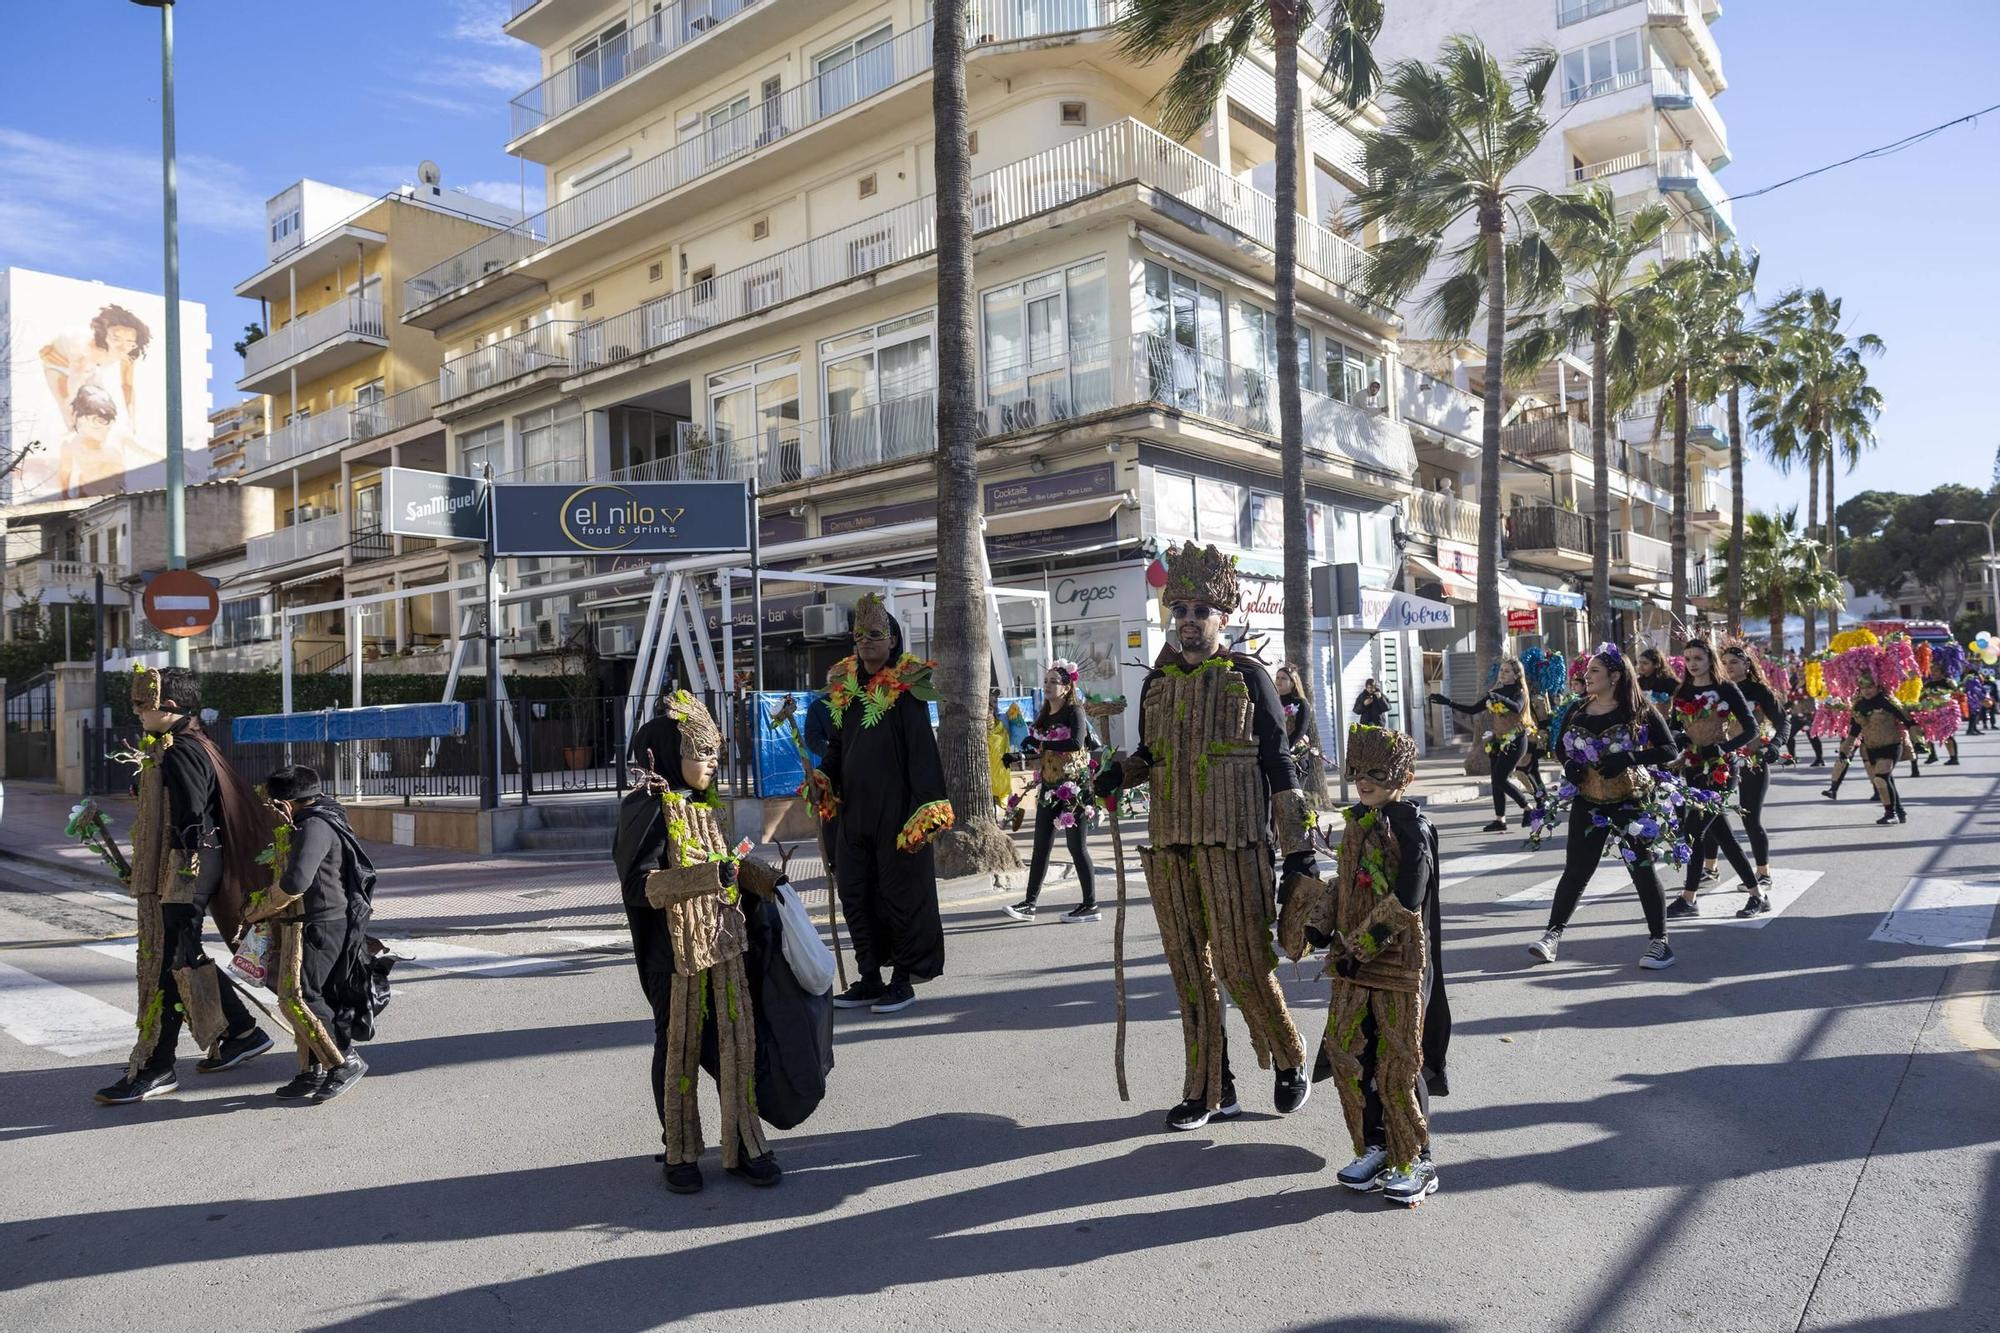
[381,467,485,542]
[493,480,751,557]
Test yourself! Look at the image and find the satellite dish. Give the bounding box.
[418,160,442,186]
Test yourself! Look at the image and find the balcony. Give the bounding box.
[349,520,437,565]
[571,117,1377,382]
[242,406,353,482]
[1505,505,1595,570]
[1610,527,1672,578]
[1408,489,1482,545]
[1656,149,1733,237]
[246,511,346,571]
[1651,64,1728,165]
[1647,0,1724,90]
[439,323,579,406]
[410,7,1132,327]
[5,558,126,605]
[1400,366,1482,451]
[1620,389,1726,455]
[238,298,386,394]
[352,380,443,442]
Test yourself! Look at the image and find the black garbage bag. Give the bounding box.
[744,894,835,1131]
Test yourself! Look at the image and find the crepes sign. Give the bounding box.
[493,480,751,556]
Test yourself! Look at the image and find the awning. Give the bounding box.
[1407,555,1538,612]
[983,492,1130,538]
[1495,573,1542,614]
[1520,583,1587,610]
[1609,594,1645,611]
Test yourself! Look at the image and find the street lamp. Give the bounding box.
[1934,510,2000,631]
[131,0,187,667]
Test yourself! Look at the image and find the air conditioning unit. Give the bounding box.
[598,623,637,657]
[688,15,716,34]
[802,603,845,640]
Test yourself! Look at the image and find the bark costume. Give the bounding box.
[1104,543,1308,1111]
[1301,727,1448,1172]
[122,668,269,1076]
[814,596,952,984]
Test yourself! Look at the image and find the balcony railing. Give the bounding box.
[246,511,346,569]
[1504,416,1592,459]
[509,0,768,139]
[244,406,353,475]
[1400,366,1481,444]
[1611,527,1672,575]
[353,380,442,441]
[1656,149,1732,231]
[1562,64,1649,106]
[1558,0,1643,24]
[1572,149,1651,183]
[1409,489,1481,544]
[1648,0,1724,81]
[439,323,579,403]
[572,117,1373,377]
[1507,505,1594,554]
[241,298,385,382]
[1622,389,1721,437]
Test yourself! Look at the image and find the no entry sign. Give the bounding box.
[142,569,220,638]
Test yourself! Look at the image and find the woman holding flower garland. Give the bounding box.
[1430,655,1544,834]
[1667,639,1763,919]
[1693,644,1788,906]
[1848,671,1915,824]
[1003,660,1100,924]
[1527,645,1682,969]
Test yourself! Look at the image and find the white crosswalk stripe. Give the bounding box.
[0,960,135,1057]
[1501,867,1825,928]
[1869,878,2000,950]
[1439,851,1534,891]
[82,940,234,968]
[382,938,572,976]
[555,933,631,951]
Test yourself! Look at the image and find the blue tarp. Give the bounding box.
[232,702,466,745]
[748,692,1040,796]
[233,712,326,744]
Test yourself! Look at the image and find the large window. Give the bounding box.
[1139,259,1226,413]
[1323,333,1386,408]
[572,20,630,104]
[1561,31,1644,103]
[822,314,932,470]
[701,93,752,165]
[457,422,503,478]
[1151,466,1243,547]
[518,403,583,482]
[815,24,894,118]
[982,258,1107,428]
[709,351,801,478]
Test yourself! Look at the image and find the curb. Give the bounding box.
[0,844,122,889]
[1413,784,1484,808]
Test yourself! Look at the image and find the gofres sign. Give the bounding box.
[492,480,751,557]
[1342,589,1455,632]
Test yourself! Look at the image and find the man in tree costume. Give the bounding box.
[809,594,952,1015]
[1094,542,1313,1130]
[1288,724,1450,1206]
[96,666,275,1105]
[617,691,788,1194]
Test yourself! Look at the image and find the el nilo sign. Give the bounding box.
[492,480,752,557]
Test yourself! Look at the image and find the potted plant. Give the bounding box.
[552,624,600,771]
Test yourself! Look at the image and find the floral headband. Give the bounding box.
[1046,659,1081,684]
[1590,642,1625,669]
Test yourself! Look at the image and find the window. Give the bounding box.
[1139,259,1225,413]
[859,172,878,198]
[1060,101,1085,125]
[353,379,385,411]
[815,24,894,118]
[518,403,583,482]
[821,313,934,467]
[709,351,802,478]
[580,289,596,310]
[758,77,786,143]
[648,261,664,282]
[571,20,630,105]
[1561,31,1645,104]
[1323,334,1385,407]
[690,266,716,302]
[1155,469,1197,542]
[1197,478,1241,546]
[457,421,503,478]
[1233,298,1278,430]
[701,93,752,165]
[750,216,769,241]
[1249,491,1283,552]
[981,257,1108,427]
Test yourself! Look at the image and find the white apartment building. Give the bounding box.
[410,0,1434,744]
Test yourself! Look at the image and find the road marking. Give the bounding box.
[1439,852,1533,890]
[380,938,570,976]
[1502,868,1824,928]
[1870,878,2000,950]
[0,960,135,1057]
[82,941,234,968]
[556,933,631,951]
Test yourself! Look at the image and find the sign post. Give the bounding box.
[481,466,502,813]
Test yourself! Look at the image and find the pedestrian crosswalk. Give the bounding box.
[0,960,136,1058]
[1498,867,1826,928]
[1869,878,2000,950]
[380,938,573,976]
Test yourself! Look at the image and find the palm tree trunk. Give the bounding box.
[1671,373,1689,635]
[1592,309,1612,643]
[1476,211,1506,679]
[1727,381,1744,635]
[1825,459,1840,636]
[1767,583,1783,656]
[928,1,1009,875]
[1273,7,1309,681]
[1803,450,1820,654]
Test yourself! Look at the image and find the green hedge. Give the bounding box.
[191,669,577,720]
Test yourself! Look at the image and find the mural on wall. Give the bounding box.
[2,267,212,506]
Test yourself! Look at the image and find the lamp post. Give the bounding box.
[1935,511,2000,631]
[132,0,187,667]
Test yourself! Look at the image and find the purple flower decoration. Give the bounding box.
[1055,782,1078,802]
[1590,812,1609,829]
[1619,847,1638,864]
[1673,841,1694,862]
[1558,781,1578,800]
[1637,816,1660,840]
[1056,811,1076,829]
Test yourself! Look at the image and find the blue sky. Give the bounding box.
[3,0,1996,515]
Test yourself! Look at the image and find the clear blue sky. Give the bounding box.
[3,0,1995,514]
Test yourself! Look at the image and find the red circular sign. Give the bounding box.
[142,569,220,638]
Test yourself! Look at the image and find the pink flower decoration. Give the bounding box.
[1056,811,1077,829]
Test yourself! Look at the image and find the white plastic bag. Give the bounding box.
[773,882,836,996]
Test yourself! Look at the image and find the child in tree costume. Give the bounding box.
[96,666,275,1106]
[808,594,952,1015]
[1285,724,1449,1206]
[1094,542,1314,1131]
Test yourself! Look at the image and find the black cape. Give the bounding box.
[294,799,394,1041]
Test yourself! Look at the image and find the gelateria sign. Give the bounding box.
[493,480,751,557]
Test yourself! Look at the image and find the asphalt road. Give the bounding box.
[2,744,1997,1333]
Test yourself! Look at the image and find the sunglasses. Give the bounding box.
[1169,602,1217,622]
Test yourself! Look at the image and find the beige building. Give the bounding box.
[206,398,266,478]
[402,0,1424,734]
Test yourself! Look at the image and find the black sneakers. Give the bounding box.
[1061,904,1102,924]
[1337,1145,1390,1192]
[1876,810,1898,825]
[1003,900,1038,921]
[1274,1066,1310,1114]
[727,1153,783,1188]
[1666,896,1699,919]
[664,1162,704,1195]
[1639,939,1677,970]
[196,1028,272,1074]
[95,1067,178,1105]
[275,1065,324,1099]
[1481,819,1509,833]
[870,978,917,1014]
[1165,1082,1241,1131]
[1736,895,1772,918]
[831,975,888,1009]
[311,1054,367,1103]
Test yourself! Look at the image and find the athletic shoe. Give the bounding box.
[1528,929,1560,963]
[94,1068,177,1105]
[1755,873,1773,890]
[1699,865,1720,885]
[1519,807,1535,830]
[1876,811,1898,825]
[1736,895,1771,918]
[1060,904,1102,924]
[1896,808,1908,824]
[274,1066,324,1099]
[1481,819,1509,833]
[727,1153,782,1188]
[1820,787,1840,800]
[664,1162,704,1194]
[1003,900,1038,921]
[1382,1157,1440,1206]
[196,1028,272,1074]
[310,1054,367,1103]
[1946,757,1960,766]
[1666,896,1699,919]
[831,976,888,1009]
[1273,1066,1310,1114]
[1640,939,1677,970]
[1165,1083,1241,1131]
[1337,1145,1390,1192]
[870,979,917,1014]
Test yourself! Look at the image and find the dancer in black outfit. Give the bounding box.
[1784,676,1822,765]
[1696,644,1787,909]
[1527,646,1679,970]
[1430,655,1544,834]
[1276,662,1330,802]
[1636,648,1679,714]
[1848,673,1915,824]
[1667,638,1763,919]
[1003,660,1100,923]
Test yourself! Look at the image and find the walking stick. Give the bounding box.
[768,697,848,990]
[1086,697,1131,1103]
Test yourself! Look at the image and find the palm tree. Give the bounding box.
[1749,287,1885,652]
[1116,0,1382,675]
[1353,36,1560,677]
[928,0,1012,874]
[1711,507,1844,653]
[1507,187,1672,642]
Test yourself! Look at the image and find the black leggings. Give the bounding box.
[1490,735,1536,819]
[1684,800,1755,893]
[1786,716,1822,764]
[1546,801,1668,940]
[1865,745,1903,812]
[1023,791,1095,907]
[1709,763,1770,865]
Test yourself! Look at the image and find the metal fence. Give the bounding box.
[4,672,56,781]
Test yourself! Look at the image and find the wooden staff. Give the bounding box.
[768,698,847,990]
[1086,696,1130,1102]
